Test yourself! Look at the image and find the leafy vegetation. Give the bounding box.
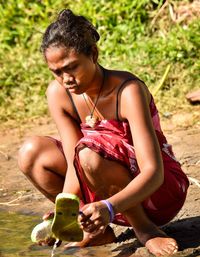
[0,0,199,124]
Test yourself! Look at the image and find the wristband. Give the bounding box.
[101,200,115,223]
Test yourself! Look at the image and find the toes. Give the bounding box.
[145,237,178,256]
[168,239,178,246]
[162,245,178,255]
[166,242,178,252]
[160,241,178,256]
[159,249,170,256]
[166,240,178,254]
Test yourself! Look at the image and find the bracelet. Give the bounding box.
[101,200,115,223]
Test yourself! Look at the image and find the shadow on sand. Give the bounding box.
[164,216,200,250]
[111,216,200,257]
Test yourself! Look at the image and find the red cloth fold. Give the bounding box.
[74,97,189,226]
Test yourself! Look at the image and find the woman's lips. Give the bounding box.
[66,85,78,90]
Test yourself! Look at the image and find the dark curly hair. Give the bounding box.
[41,9,100,57]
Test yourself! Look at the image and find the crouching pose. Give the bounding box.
[18,9,189,256]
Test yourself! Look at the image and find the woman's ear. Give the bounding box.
[91,45,98,63]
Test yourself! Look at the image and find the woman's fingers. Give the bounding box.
[80,217,98,228]
[78,206,93,223]
[82,222,105,235]
[78,212,104,234]
[78,210,92,227]
[78,201,110,234]
[89,225,106,238]
[81,217,106,236]
[94,220,100,226]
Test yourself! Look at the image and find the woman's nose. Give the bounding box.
[63,73,74,84]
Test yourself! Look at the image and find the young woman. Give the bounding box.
[18,9,189,256]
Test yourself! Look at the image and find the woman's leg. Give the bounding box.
[78,147,178,256]
[18,136,67,202]
[18,136,116,246]
[124,205,178,256]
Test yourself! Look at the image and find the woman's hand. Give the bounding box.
[78,201,111,237]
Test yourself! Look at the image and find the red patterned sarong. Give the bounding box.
[74,118,189,226]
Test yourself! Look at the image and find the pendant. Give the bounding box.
[85,115,99,128]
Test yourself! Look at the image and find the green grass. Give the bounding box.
[0,0,199,124]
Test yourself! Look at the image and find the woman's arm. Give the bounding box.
[108,80,164,214]
[46,80,83,195]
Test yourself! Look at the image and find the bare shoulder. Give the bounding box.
[46,79,66,98]
[114,71,152,120]
[46,80,75,119]
[110,69,140,80]
[46,80,71,107]
[122,78,150,99]
[109,69,151,101]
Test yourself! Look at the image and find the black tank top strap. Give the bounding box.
[116,77,145,120]
[66,90,82,124]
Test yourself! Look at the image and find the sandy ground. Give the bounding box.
[0,111,200,257]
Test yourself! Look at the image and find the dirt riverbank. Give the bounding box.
[0,112,200,256]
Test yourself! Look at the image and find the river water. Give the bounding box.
[1,211,197,257]
[0,211,125,257]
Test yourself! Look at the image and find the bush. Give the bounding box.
[0,0,199,123]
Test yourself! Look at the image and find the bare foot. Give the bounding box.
[135,226,178,256]
[64,225,116,248]
[145,237,178,256]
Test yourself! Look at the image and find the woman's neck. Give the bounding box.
[84,65,105,99]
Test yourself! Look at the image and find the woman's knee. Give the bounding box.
[78,147,101,175]
[18,136,44,175]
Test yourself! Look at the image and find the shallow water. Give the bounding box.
[0,211,196,257]
[0,211,57,257]
[0,211,118,257]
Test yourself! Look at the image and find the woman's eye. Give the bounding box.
[67,64,78,71]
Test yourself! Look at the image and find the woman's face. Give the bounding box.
[45,46,97,94]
